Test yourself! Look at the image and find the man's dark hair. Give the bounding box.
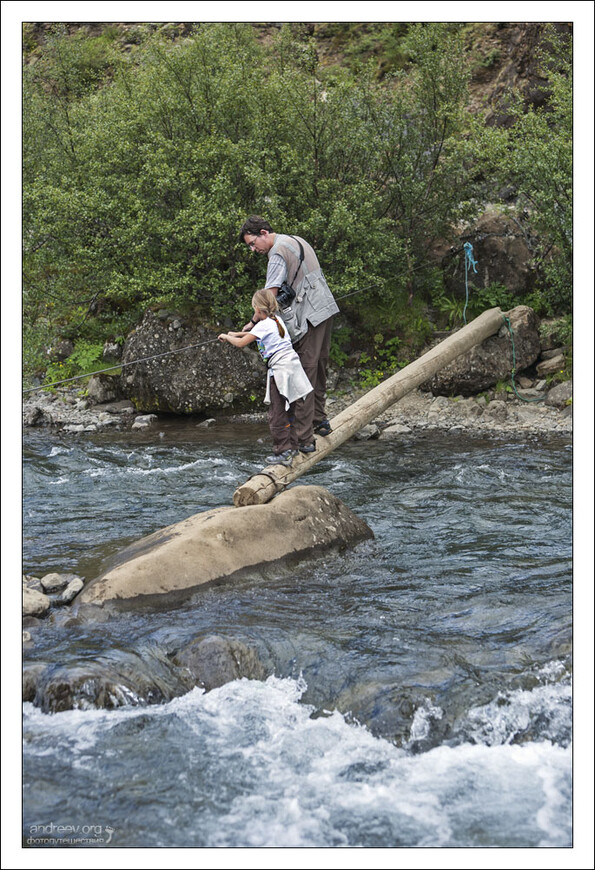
[238,215,273,244]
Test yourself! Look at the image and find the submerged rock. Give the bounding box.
[24,637,267,712]
[76,485,373,607]
[174,635,267,691]
[27,649,197,713]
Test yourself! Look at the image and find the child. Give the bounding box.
[218,289,313,466]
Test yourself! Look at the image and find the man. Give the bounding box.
[239,215,339,453]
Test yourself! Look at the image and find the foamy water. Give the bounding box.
[23,427,573,848]
[23,673,571,848]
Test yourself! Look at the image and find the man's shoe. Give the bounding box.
[299,441,316,455]
[265,449,297,467]
[314,419,332,436]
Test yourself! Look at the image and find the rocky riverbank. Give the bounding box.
[23,305,572,439]
[23,379,572,439]
[327,383,572,439]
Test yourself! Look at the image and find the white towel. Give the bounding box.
[264,348,313,410]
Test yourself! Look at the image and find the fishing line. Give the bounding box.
[23,262,430,395]
[22,337,222,394]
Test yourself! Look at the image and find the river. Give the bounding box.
[22,422,572,849]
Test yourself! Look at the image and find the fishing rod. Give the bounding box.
[23,263,431,395]
[22,337,222,395]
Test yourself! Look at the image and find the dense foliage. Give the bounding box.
[22,22,572,384]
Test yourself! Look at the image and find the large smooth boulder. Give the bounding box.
[119,309,265,414]
[75,486,373,607]
[423,306,541,396]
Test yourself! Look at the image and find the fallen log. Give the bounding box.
[233,307,504,506]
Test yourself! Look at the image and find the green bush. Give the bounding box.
[43,340,104,387]
[22,23,572,383]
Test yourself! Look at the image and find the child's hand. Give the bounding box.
[218,333,228,342]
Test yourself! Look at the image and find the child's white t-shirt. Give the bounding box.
[250,316,292,363]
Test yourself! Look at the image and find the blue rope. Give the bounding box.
[501,315,546,403]
[463,242,478,325]
[461,245,543,402]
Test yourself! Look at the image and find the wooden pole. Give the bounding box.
[233,307,504,506]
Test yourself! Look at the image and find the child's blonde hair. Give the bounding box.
[252,289,285,337]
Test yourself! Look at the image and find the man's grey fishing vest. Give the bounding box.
[268,234,339,343]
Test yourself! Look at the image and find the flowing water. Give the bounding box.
[22,422,572,848]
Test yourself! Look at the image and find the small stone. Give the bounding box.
[23,406,43,426]
[59,577,84,604]
[354,424,380,440]
[545,380,572,409]
[23,575,42,592]
[102,341,122,361]
[540,346,568,360]
[483,400,508,422]
[379,423,412,439]
[223,393,234,403]
[23,663,47,702]
[23,631,32,644]
[457,399,483,419]
[517,376,533,389]
[22,616,41,628]
[63,424,85,433]
[40,572,74,593]
[536,355,565,377]
[23,587,51,618]
[534,380,547,391]
[87,374,121,405]
[134,414,158,425]
[515,388,543,399]
[431,395,450,408]
[101,400,135,414]
[132,421,149,430]
[197,418,216,428]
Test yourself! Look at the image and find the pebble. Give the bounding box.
[59,578,84,604]
[40,572,72,593]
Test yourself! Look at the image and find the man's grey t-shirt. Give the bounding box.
[264,253,287,291]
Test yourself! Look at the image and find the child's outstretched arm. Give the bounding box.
[218,332,257,348]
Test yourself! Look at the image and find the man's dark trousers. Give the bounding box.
[293,317,333,446]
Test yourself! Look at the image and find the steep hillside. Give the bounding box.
[22,20,571,123]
